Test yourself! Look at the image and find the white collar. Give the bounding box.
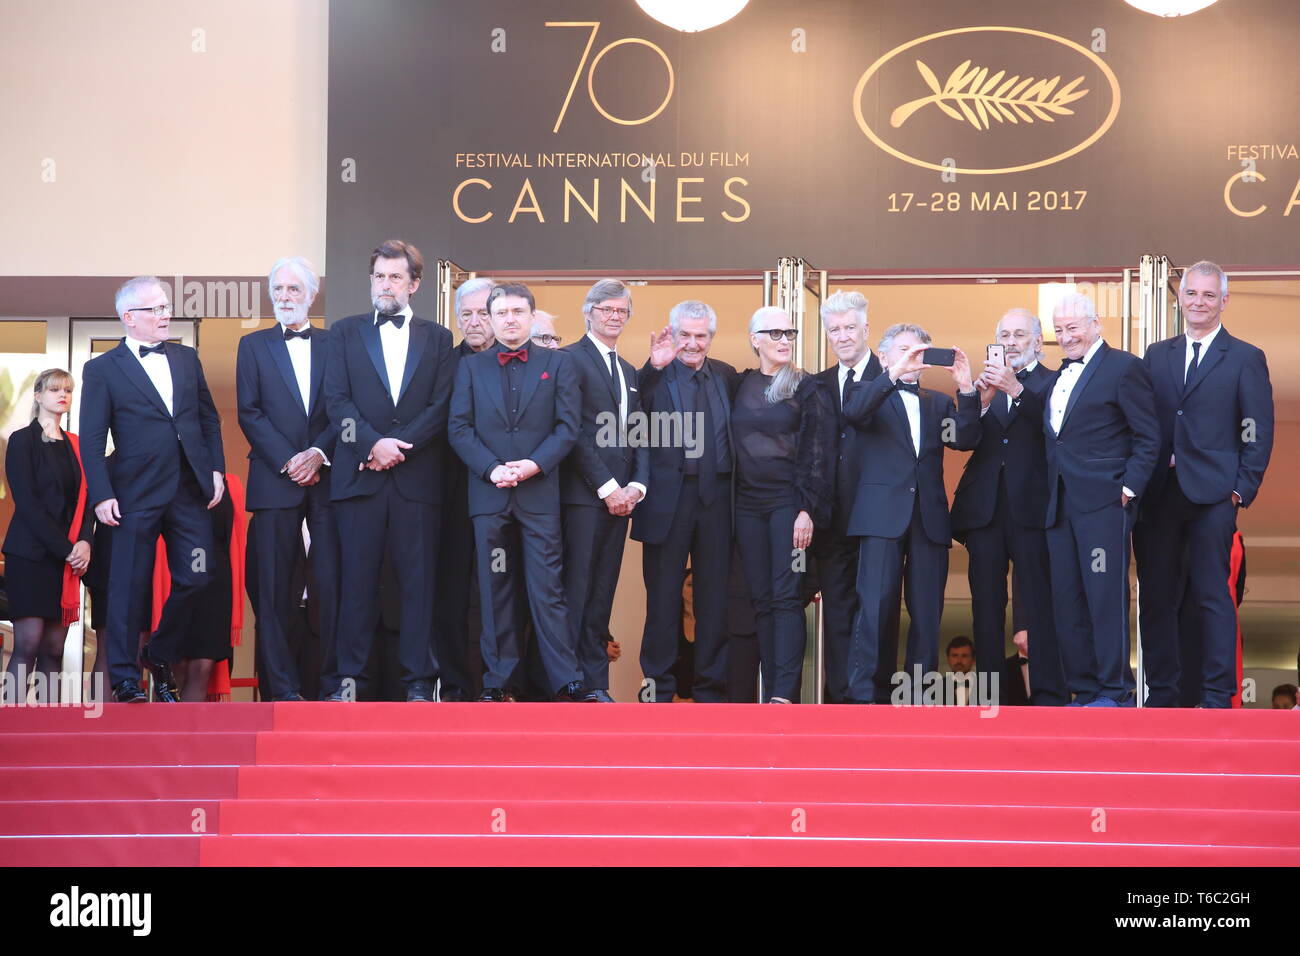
[1187,324,1222,351]
[126,334,164,353]
[839,353,872,380]
[586,330,619,358]
[1068,337,1105,369]
[1020,359,1039,374]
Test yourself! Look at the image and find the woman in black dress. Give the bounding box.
[3,369,92,701]
[732,307,833,703]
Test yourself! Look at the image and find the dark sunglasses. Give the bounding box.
[755,329,798,342]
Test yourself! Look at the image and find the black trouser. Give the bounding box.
[846,501,947,703]
[334,481,439,688]
[735,506,806,702]
[1134,470,1239,708]
[563,502,629,692]
[639,476,731,702]
[473,504,581,695]
[433,492,479,700]
[1046,485,1135,704]
[105,466,212,686]
[248,484,340,700]
[813,527,858,703]
[963,477,1067,706]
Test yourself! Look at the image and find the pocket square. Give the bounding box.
[541,371,550,380]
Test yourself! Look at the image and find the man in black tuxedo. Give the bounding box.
[810,291,883,702]
[560,279,649,702]
[236,257,340,701]
[953,308,1066,705]
[323,239,454,702]
[448,282,586,701]
[1044,293,1159,707]
[633,301,738,703]
[841,324,980,703]
[432,275,496,701]
[81,276,226,702]
[1135,260,1273,708]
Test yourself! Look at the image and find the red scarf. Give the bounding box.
[60,432,88,626]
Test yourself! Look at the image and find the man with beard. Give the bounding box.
[951,308,1065,705]
[323,239,454,702]
[236,256,341,700]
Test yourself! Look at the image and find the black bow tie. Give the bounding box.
[896,380,920,395]
[1015,369,1030,381]
[1060,357,1083,369]
[377,312,405,329]
[138,343,165,357]
[283,327,311,341]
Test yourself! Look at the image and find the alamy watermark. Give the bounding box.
[594,410,703,458]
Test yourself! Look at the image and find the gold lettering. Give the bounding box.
[1223,169,1267,218]
[564,178,600,222]
[620,177,655,223]
[1284,177,1300,217]
[676,177,705,223]
[722,176,751,223]
[453,178,493,223]
[508,178,546,223]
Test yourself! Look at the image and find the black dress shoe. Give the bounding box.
[478,687,506,702]
[406,680,436,702]
[325,688,349,702]
[112,680,148,703]
[555,680,586,702]
[582,689,616,703]
[272,693,306,702]
[139,645,180,702]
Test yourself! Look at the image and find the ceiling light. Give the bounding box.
[1124,0,1220,17]
[635,0,750,33]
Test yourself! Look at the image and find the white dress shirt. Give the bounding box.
[898,381,922,457]
[374,304,413,401]
[1049,338,1133,498]
[1174,323,1223,476]
[126,334,174,416]
[838,353,874,404]
[586,332,648,501]
[282,324,330,467]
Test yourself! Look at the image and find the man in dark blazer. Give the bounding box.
[1043,294,1159,707]
[448,281,586,701]
[810,291,883,702]
[633,301,738,703]
[561,279,649,702]
[1135,260,1273,708]
[236,256,340,701]
[323,239,454,702]
[841,325,980,703]
[432,275,496,701]
[80,276,226,702]
[953,308,1066,706]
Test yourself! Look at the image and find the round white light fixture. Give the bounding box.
[1123,0,1219,16]
[635,0,750,33]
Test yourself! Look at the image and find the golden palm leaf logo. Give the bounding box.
[890,59,1089,131]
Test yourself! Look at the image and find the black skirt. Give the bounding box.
[3,552,67,621]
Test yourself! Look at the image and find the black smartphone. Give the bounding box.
[922,347,955,367]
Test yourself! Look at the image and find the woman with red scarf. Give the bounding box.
[2,369,92,702]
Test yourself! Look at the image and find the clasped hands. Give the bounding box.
[284,447,326,485]
[363,437,412,472]
[490,459,541,487]
[604,485,643,517]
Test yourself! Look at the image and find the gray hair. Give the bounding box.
[669,300,717,335]
[454,276,495,314]
[748,306,804,404]
[1179,259,1229,297]
[582,279,634,326]
[1053,292,1099,321]
[878,322,932,354]
[114,275,166,319]
[1000,307,1043,337]
[268,256,320,300]
[820,290,869,326]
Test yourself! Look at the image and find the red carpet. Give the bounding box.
[1,703,1296,865]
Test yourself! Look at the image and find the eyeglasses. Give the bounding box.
[755,329,798,342]
[531,333,563,347]
[126,304,173,317]
[591,306,630,319]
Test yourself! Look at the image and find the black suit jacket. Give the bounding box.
[951,361,1054,535]
[1142,328,1273,508]
[448,344,580,517]
[323,313,454,504]
[560,335,650,506]
[236,325,339,512]
[813,354,884,534]
[630,357,739,546]
[841,373,981,545]
[1043,341,1160,523]
[2,421,92,561]
[80,339,225,510]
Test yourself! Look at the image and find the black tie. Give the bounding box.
[695,370,718,506]
[608,350,621,403]
[284,327,311,341]
[896,380,920,395]
[842,367,856,405]
[377,312,405,329]
[1015,369,1030,382]
[1060,357,1082,369]
[138,343,165,357]
[1185,340,1201,388]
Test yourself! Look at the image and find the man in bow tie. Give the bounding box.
[80,276,226,702]
[449,282,587,702]
[323,240,454,702]
[952,308,1065,705]
[1043,293,1159,707]
[236,257,340,700]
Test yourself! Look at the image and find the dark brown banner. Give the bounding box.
[326,0,1300,312]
